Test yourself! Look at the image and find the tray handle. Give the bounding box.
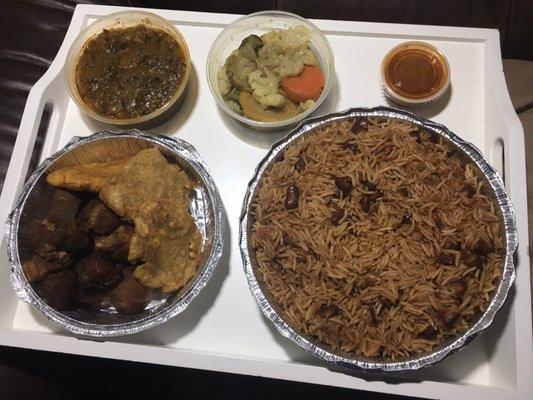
[0,74,68,238]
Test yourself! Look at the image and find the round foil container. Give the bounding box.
[239,106,517,372]
[5,130,224,336]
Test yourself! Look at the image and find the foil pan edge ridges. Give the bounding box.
[5,129,224,337]
[239,106,517,372]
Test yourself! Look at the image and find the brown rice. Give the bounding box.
[250,117,504,359]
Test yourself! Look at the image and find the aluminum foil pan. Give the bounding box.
[5,130,224,336]
[239,106,517,372]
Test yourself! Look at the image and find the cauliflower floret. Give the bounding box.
[259,46,317,78]
[248,68,285,108]
[217,64,231,96]
[284,25,311,48]
[299,99,315,111]
[262,25,311,49]
[226,50,255,90]
[261,31,282,48]
[277,48,317,77]
[258,26,317,78]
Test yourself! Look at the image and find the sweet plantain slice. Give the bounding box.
[46,159,129,193]
[239,91,298,123]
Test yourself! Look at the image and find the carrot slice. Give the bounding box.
[281,65,325,103]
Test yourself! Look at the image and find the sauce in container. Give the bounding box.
[75,25,187,120]
[64,11,192,128]
[381,42,450,106]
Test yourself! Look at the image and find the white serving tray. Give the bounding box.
[1,5,531,399]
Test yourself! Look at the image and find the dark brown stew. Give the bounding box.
[75,25,187,119]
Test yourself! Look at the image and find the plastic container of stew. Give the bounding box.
[65,11,192,128]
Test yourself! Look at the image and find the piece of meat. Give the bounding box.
[39,270,77,310]
[27,218,63,249]
[22,256,63,283]
[60,221,91,253]
[48,148,200,295]
[35,244,71,268]
[76,291,110,310]
[109,268,151,314]
[78,199,120,235]
[27,218,89,254]
[94,225,134,263]
[49,189,81,221]
[46,159,129,193]
[75,254,123,294]
[130,198,202,293]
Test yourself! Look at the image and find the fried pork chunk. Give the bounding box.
[78,199,120,235]
[109,268,151,314]
[94,225,134,263]
[22,256,63,283]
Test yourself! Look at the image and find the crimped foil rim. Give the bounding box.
[5,130,224,337]
[239,106,517,372]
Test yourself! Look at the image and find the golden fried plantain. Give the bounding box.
[46,159,128,192]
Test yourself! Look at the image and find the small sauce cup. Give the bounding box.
[381,41,450,107]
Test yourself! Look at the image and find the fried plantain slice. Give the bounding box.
[46,159,128,192]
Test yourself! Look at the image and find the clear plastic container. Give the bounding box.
[65,11,191,128]
[206,11,335,132]
[380,41,450,107]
